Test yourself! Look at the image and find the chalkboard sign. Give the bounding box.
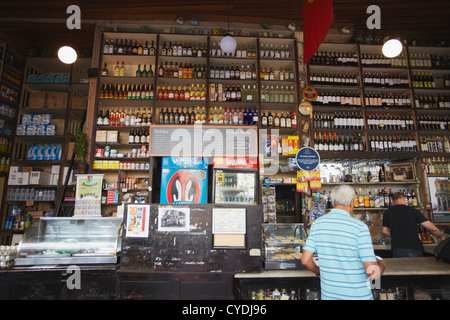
[150,125,258,157]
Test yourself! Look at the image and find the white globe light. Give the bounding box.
[58,46,77,64]
[220,35,237,53]
[382,39,403,58]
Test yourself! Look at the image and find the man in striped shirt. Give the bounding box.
[301,185,386,300]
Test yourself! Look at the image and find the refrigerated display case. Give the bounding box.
[14,217,123,266]
[160,157,208,204]
[262,223,307,270]
[212,157,258,205]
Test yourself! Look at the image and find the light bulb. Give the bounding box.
[58,46,77,64]
[382,39,403,58]
[220,35,237,54]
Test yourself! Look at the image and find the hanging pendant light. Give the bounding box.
[58,45,77,64]
[220,0,236,54]
[382,38,403,58]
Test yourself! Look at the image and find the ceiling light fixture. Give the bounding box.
[220,0,236,54]
[58,45,77,64]
[382,38,403,58]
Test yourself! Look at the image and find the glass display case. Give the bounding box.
[15,217,123,266]
[262,223,307,270]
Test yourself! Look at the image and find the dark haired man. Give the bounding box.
[382,192,444,258]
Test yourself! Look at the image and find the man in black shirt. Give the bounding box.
[382,192,444,258]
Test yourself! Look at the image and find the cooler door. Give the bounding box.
[213,170,257,204]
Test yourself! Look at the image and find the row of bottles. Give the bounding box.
[424,157,450,175]
[210,63,256,80]
[415,94,450,109]
[412,72,436,88]
[210,42,257,59]
[135,65,154,77]
[369,135,418,152]
[353,187,418,208]
[363,72,409,88]
[313,112,364,130]
[315,90,362,107]
[99,84,154,100]
[210,83,258,102]
[409,54,450,69]
[8,187,56,201]
[0,156,10,172]
[260,66,295,82]
[157,84,206,101]
[310,51,358,66]
[260,85,296,103]
[103,38,156,56]
[365,92,411,108]
[0,137,12,153]
[158,62,205,79]
[417,115,450,131]
[259,43,292,60]
[309,72,358,86]
[420,136,450,153]
[367,113,415,131]
[97,107,152,127]
[128,128,150,144]
[314,132,365,152]
[119,177,144,190]
[361,53,407,68]
[261,110,297,128]
[158,106,259,126]
[160,41,207,57]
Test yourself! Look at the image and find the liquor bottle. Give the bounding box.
[114,61,120,77]
[101,63,108,77]
[129,128,135,144]
[119,61,125,77]
[354,189,359,208]
[379,165,386,182]
[143,41,149,55]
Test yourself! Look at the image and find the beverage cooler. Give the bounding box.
[212,157,258,204]
[160,157,208,204]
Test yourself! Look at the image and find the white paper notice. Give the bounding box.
[212,208,246,234]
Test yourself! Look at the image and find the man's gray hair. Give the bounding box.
[330,185,356,207]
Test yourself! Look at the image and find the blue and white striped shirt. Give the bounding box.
[304,208,377,300]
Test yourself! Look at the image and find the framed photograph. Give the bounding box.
[386,163,415,182]
[427,176,450,224]
[158,207,190,232]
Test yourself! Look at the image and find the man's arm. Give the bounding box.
[421,221,444,241]
[301,250,320,275]
[363,258,386,280]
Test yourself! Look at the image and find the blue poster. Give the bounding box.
[295,147,320,171]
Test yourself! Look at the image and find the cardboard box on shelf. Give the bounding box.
[28,90,47,108]
[28,91,68,109]
[46,92,68,109]
[106,130,118,143]
[29,171,51,185]
[95,130,107,143]
[71,97,87,109]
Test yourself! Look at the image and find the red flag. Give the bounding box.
[302,0,334,64]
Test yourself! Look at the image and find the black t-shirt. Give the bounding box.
[382,205,428,251]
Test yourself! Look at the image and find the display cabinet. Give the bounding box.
[262,223,306,270]
[14,217,123,266]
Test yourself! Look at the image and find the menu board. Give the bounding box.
[150,125,258,157]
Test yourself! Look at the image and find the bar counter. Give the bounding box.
[233,257,450,299]
[235,257,450,279]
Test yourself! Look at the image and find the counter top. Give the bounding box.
[234,257,450,279]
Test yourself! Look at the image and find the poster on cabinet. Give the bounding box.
[126,204,150,238]
[158,207,190,232]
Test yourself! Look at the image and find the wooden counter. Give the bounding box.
[235,257,450,279]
